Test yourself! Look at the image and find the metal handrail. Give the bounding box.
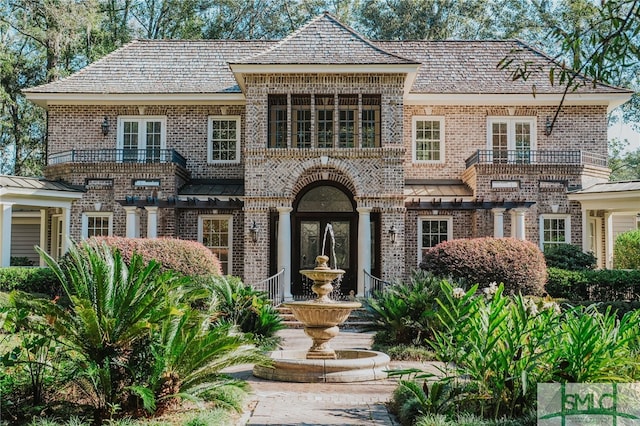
[364,269,389,297]
[465,150,608,168]
[259,268,285,305]
[48,149,187,167]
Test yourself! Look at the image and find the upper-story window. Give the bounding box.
[487,117,536,163]
[208,116,241,163]
[268,94,381,149]
[117,117,166,163]
[292,95,312,149]
[268,95,287,148]
[413,116,445,163]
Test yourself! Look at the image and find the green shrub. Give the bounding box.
[420,237,547,296]
[0,267,62,296]
[84,236,222,276]
[10,256,35,266]
[544,244,596,270]
[364,270,446,346]
[546,267,640,301]
[614,229,640,269]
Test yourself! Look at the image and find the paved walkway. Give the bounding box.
[228,329,436,426]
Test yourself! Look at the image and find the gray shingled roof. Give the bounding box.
[0,175,85,193]
[570,180,640,194]
[23,16,631,96]
[233,12,418,66]
[376,40,630,94]
[25,40,273,94]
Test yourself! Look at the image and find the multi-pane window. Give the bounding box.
[418,217,452,263]
[316,95,334,148]
[199,215,232,275]
[487,117,536,163]
[268,95,287,148]
[267,94,381,148]
[292,95,312,148]
[118,117,166,163]
[339,95,358,148]
[540,215,570,251]
[208,116,240,163]
[362,95,381,148]
[413,117,445,162]
[81,213,113,239]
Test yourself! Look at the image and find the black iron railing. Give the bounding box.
[48,149,187,168]
[465,150,608,168]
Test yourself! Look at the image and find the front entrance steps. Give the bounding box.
[275,304,372,330]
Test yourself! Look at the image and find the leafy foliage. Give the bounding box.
[83,236,222,277]
[420,237,547,296]
[0,267,62,296]
[543,243,596,270]
[546,267,640,300]
[614,229,640,269]
[364,270,446,346]
[4,241,261,422]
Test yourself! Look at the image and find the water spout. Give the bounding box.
[321,223,337,270]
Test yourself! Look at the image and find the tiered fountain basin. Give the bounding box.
[253,348,390,383]
[252,254,390,383]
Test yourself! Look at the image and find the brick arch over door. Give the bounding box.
[290,166,357,202]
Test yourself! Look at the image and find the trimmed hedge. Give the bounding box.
[0,267,62,296]
[84,237,223,276]
[614,229,640,269]
[546,267,640,301]
[420,237,547,296]
[544,244,596,271]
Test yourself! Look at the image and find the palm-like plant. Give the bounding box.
[14,242,181,418]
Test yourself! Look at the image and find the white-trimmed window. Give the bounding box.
[81,212,113,239]
[418,216,452,264]
[117,116,166,163]
[540,214,571,251]
[198,215,232,275]
[413,116,445,163]
[487,117,536,163]
[208,116,241,163]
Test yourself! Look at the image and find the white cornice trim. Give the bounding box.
[404,93,632,112]
[23,93,247,108]
[229,63,421,74]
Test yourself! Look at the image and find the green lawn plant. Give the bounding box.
[4,241,264,424]
[389,279,640,424]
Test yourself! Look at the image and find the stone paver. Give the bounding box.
[229,329,438,426]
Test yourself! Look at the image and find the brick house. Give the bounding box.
[9,13,632,297]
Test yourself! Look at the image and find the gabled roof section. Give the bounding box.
[232,12,418,66]
[376,40,632,95]
[24,40,274,101]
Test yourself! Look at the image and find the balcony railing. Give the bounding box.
[48,149,187,168]
[465,150,608,168]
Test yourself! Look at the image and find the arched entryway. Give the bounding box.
[291,182,357,298]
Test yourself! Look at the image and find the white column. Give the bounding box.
[62,207,72,253]
[357,206,372,297]
[581,208,589,253]
[39,209,47,267]
[123,206,139,238]
[277,207,293,301]
[513,208,527,240]
[0,203,13,267]
[492,208,505,238]
[146,206,159,239]
[605,211,614,269]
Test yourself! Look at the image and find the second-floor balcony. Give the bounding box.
[465,150,608,169]
[48,149,187,168]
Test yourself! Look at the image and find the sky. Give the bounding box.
[609,120,640,153]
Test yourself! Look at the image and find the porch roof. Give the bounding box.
[0,175,84,208]
[568,180,640,212]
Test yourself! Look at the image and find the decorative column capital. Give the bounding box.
[276,206,293,215]
[356,206,373,214]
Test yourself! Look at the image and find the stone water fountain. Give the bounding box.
[253,225,390,383]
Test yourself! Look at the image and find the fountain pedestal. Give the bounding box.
[253,254,390,382]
